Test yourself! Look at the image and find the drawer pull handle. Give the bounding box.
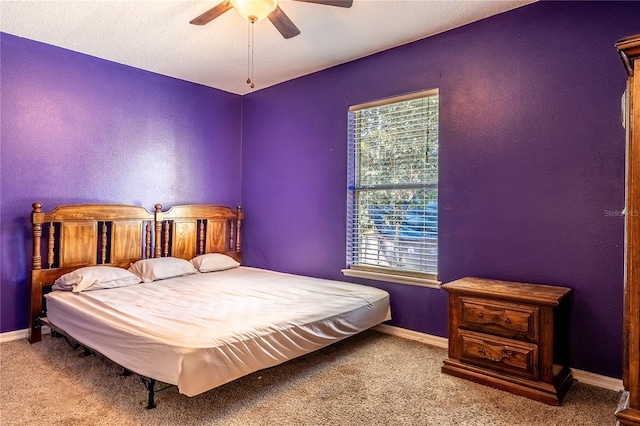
[504,318,511,324]
[477,348,512,362]
[477,313,484,318]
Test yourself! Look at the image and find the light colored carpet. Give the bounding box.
[0,330,620,425]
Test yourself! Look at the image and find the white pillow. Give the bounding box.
[191,253,240,272]
[53,266,142,293]
[128,257,197,282]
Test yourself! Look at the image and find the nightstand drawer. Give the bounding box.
[458,330,538,380]
[460,297,539,341]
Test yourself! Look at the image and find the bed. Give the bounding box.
[28,203,391,408]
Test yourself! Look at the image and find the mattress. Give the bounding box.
[44,267,391,396]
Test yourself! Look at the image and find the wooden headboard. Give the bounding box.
[29,202,243,343]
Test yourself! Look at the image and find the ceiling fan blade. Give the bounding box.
[268,6,301,39]
[190,1,233,25]
[293,0,353,7]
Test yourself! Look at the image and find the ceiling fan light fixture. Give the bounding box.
[230,0,277,22]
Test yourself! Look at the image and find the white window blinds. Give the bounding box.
[346,89,439,280]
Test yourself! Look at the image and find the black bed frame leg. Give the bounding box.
[145,378,157,410]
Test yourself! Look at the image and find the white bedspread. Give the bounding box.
[45,267,391,396]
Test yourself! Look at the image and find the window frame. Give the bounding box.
[342,89,440,288]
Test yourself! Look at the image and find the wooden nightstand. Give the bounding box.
[441,277,573,405]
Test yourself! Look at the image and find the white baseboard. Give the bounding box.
[571,368,624,392]
[373,323,449,348]
[372,324,624,392]
[0,329,29,343]
[0,327,50,343]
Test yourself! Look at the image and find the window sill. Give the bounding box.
[341,268,441,289]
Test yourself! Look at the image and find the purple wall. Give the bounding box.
[1,34,242,332]
[241,1,640,378]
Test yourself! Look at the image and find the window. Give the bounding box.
[343,89,439,287]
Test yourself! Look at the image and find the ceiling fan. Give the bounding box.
[190,0,353,39]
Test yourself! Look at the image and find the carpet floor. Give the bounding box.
[0,330,620,425]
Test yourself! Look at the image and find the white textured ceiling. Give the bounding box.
[1,0,534,95]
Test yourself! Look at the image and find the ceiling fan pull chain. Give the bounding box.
[246,20,251,86]
[246,19,255,89]
[250,20,255,88]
